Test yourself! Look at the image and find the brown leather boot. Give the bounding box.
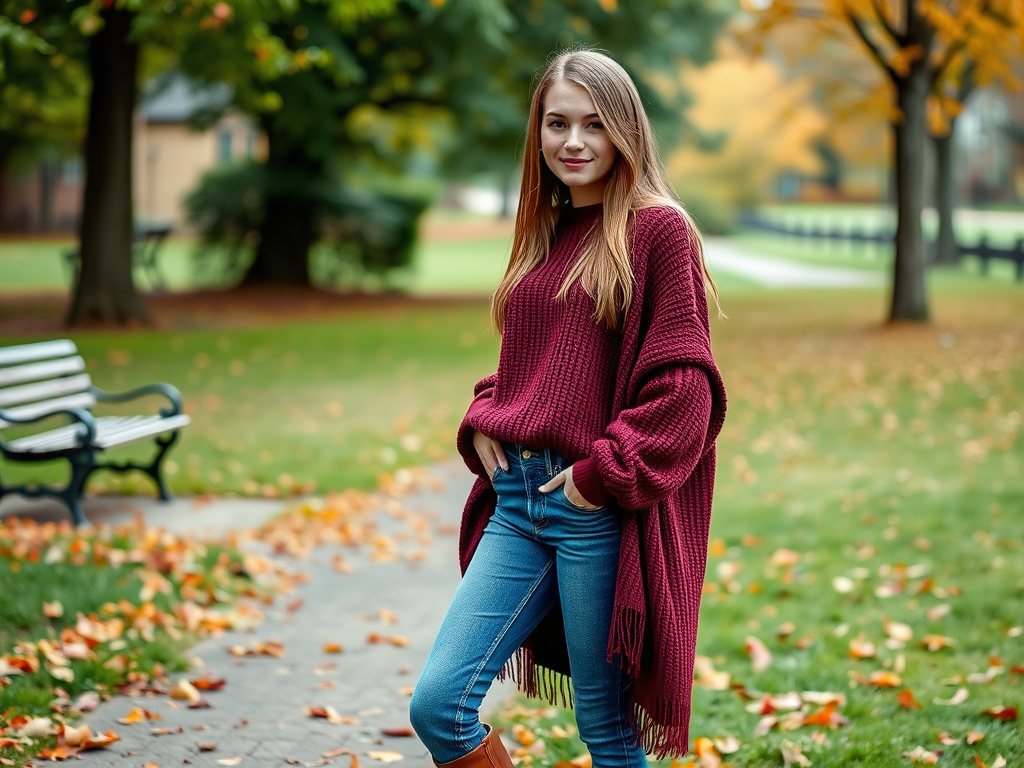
[433,724,514,768]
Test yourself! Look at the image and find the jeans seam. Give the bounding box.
[614,662,631,766]
[453,559,554,752]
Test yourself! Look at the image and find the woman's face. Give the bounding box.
[540,79,618,208]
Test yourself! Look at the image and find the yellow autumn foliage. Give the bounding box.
[669,42,827,208]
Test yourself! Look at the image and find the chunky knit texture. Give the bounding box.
[456,203,727,758]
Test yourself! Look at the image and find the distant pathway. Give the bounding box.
[703,238,884,289]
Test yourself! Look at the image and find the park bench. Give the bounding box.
[64,222,174,292]
[0,339,190,525]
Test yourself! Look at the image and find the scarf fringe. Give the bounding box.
[498,646,692,760]
[498,647,574,709]
[608,604,646,677]
[628,700,690,760]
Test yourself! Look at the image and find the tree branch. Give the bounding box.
[844,9,897,82]
[957,60,976,103]
[872,0,904,45]
[931,39,965,85]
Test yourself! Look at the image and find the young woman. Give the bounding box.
[410,50,727,768]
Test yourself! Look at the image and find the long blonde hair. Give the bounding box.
[493,49,719,333]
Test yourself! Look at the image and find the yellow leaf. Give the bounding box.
[366,751,404,763]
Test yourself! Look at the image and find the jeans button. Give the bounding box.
[521,450,534,458]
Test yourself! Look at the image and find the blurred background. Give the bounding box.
[0,0,1022,491]
[1,3,1022,765]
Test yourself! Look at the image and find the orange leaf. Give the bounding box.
[366,634,409,647]
[82,730,120,750]
[693,737,721,768]
[897,689,922,709]
[868,671,902,688]
[322,747,360,766]
[848,634,876,659]
[801,702,849,729]
[190,673,227,691]
[39,744,79,760]
[323,643,343,654]
[981,706,1017,721]
[921,634,956,652]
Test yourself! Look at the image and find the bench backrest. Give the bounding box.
[0,340,95,429]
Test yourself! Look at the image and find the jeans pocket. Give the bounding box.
[559,486,607,513]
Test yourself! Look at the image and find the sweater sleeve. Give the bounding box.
[586,207,722,510]
[588,365,712,510]
[456,373,498,478]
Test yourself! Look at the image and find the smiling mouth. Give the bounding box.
[561,158,591,169]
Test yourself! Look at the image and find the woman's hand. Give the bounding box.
[539,465,602,510]
[473,430,508,478]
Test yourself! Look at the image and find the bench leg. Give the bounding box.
[92,431,179,501]
[147,432,178,501]
[0,453,92,527]
[64,454,93,527]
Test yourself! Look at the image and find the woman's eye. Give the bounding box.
[548,120,566,128]
[588,122,604,130]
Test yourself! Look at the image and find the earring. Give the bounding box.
[539,149,543,156]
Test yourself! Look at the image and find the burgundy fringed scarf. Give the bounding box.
[455,204,727,758]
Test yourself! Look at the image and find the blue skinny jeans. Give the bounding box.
[410,444,648,766]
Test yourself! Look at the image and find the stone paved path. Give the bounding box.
[703,238,884,288]
[0,461,517,767]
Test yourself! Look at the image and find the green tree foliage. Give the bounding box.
[181,0,730,286]
[5,0,731,304]
[179,0,479,285]
[3,0,294,324]
[0,6,87,222]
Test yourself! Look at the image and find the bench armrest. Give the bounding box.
[0,407,97,451]
[89,383,184,418]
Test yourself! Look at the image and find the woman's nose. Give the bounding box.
[565,127,585,150]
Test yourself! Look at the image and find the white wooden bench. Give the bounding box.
[0,339,190,525]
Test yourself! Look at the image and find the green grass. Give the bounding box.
[493,283,1024,767]
[0,211,519,296]
[0,302,501,497]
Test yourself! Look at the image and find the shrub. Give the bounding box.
[183,161,432,287]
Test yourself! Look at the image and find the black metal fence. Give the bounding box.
[739,210,1024,282]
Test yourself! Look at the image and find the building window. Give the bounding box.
[218,130,233,162]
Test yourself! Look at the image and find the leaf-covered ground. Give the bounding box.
[0,514,304,765]
[494,285,1023,767]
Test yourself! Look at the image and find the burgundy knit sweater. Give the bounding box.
[456,203,727,757]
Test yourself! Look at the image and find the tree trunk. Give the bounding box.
[0,144,13,230]
[243,130,316,285]
[932,130,958,266]
[244,192,315,284]
[67,8,149,325]
[40,157,55,232]
[499,167,516,219]
[889,67,930,322]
